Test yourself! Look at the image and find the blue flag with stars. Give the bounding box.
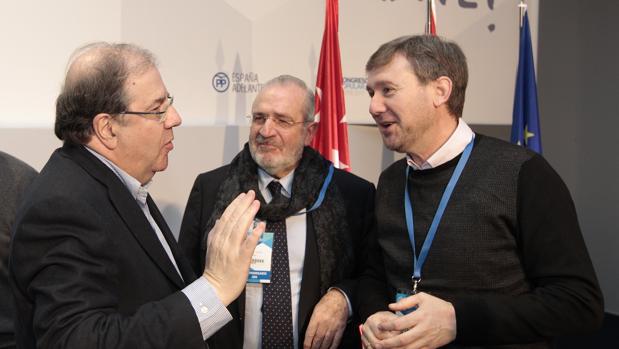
[511,11,542,153]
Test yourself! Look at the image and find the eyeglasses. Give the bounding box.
[247,113,309,129]
[121,94,174,123]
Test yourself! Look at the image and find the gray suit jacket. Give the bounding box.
[0,151,37,349]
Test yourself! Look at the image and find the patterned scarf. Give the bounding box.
[204,143,353,292]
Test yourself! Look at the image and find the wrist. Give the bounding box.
[202,273,232,305]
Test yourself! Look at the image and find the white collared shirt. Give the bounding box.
[243,168,306,349]
[406,118,475,170]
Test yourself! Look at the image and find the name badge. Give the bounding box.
[247,232,273,283]
[395,288,418,315]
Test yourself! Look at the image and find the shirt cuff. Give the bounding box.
[182,276,233,340]
[328,287,353,319]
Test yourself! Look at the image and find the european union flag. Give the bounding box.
[511,11,542,153]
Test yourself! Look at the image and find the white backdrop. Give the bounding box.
[0,0,538,128]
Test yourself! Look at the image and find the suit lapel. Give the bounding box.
[64,145,185,289]
[147,195,197,283]
[297,215,321,340]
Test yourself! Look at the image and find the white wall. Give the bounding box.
[0,0,538,128]
[0,0,122,127]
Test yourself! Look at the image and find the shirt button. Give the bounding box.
[199,303,209,313]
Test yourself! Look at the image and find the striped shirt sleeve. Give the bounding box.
[182,276,233,340]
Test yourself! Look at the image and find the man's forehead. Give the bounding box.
[367,56,415,86]
[253,84,304,112]
[366,71,399,89]
[259,82,304,98]
[124,67,167,103]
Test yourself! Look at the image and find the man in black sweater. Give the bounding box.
[358,35,603,348]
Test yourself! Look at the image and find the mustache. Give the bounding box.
[255,134,275,145]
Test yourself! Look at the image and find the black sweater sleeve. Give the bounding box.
[356,171,394,322]
[453,154,604,344]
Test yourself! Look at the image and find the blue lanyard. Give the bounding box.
[404,137,474,289]
[293,163,334,216]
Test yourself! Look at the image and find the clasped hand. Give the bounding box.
[361,292,456,349]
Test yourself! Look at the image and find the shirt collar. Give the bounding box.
[257,167,294,201]
[406,118,475,170]
[84,146,151,205]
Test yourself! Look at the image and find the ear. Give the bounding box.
[91,113,118,149]
[304,122,318,146]
[432,76,453,108]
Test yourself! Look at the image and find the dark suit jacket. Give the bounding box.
[0,151,37,349]
[9,144,206,349]
[179,164,375,349]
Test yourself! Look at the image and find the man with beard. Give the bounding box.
[358,35,603,349]
[179,75,375,349]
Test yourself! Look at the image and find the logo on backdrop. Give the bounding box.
[231,72,263,93]
[212,72,230,92]
[212,72,263,94]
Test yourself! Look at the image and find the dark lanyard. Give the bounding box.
[404,137,474,291]
[293,163,334,215]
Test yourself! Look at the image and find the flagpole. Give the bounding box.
[518,0,527,28]
[425,0,437,35]
[425,0,431,34]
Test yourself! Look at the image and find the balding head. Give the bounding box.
[55,42,157,144]
[259,75,315,122]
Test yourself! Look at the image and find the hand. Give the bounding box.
[374,292,457,349]
[303,289,349,349]
[202,191,265,305]
[361,311,400,349]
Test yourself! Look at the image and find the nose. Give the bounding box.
[165,106,182,128]
[258,116,277,137]
[369,94,386,118]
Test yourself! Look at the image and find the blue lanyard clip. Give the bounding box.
[412,277,421,294]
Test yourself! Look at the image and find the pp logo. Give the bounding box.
[212,72,230,92]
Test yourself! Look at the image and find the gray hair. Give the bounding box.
[262,75,315,122]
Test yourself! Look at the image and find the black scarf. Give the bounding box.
[204,143,353,293]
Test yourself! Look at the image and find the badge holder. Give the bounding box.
[247,219,273,283]
[395,278,420,315]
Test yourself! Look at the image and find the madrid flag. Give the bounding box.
[311,0,350,170]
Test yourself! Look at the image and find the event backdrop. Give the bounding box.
[1,0,538,127]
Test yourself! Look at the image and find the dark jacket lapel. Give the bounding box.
[64,145,185,289]
[147,195,197,283]
[297,215,321,342]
